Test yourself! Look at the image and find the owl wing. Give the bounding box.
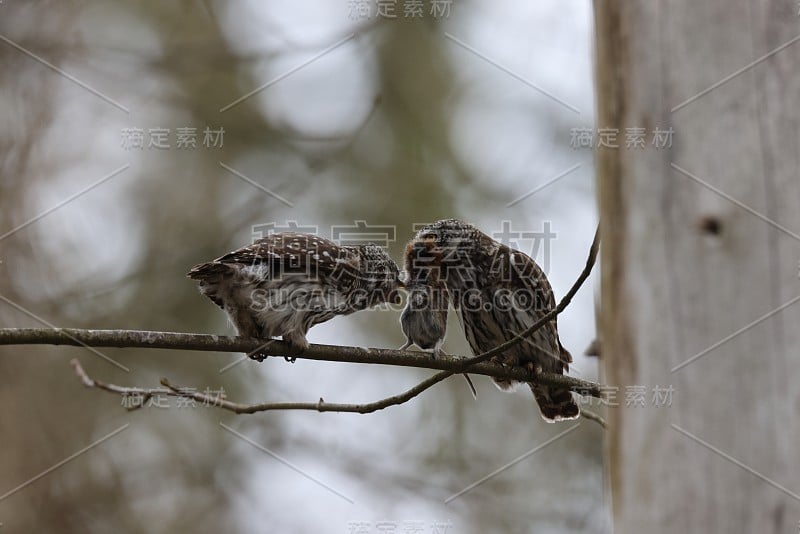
[187,233,361,283]
[504,246,572,371]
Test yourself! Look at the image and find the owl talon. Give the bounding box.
[246,350,267,362]
[247,352,267,363]
[246,338,275,362]
[282,335,307,363]
[283,336,308,363]
[282,345,301,363]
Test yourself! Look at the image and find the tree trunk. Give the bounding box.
[595,1,800,532]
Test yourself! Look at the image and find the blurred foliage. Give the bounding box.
[0,2,603,533]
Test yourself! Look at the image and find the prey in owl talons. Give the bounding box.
[399,251,477,399]
[188,232,402,366]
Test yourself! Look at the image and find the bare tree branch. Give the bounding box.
[71,359,607,426]
[70,359,477,414]
[0,329,601,395]
[579,408,607,428]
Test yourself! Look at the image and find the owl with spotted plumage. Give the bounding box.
[404,219,579,421]
[188,232,401,361]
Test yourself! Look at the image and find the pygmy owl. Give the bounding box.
[405,219,579,421]
[188,232,401,361]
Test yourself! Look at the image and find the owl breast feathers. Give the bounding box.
[405,219,579,422]
[188,232,401,359]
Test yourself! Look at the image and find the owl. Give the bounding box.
[399,246,477,398]
[405,219,579,421]
[188,232,401,362]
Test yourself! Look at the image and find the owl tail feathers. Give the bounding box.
[530,384,580,422]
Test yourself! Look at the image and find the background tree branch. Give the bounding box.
[69,358,606,427]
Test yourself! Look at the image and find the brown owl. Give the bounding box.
[188,232,401,361]
[404,219,578,421]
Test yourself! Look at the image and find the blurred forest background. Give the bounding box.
[0,1,601,532]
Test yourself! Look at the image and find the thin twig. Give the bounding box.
[71,359,473,415]
[579,408,607,428]
[73,358,610,422]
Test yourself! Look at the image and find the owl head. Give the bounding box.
[405,219,488,285]
[356,243,402,305]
